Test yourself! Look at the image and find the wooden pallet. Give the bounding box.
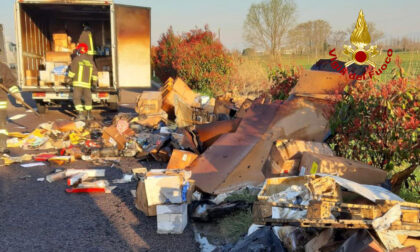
[252,200,420,231]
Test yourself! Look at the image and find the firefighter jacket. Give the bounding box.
[78,30,95,56]
[68,54,98,89]
[0,62,19,100]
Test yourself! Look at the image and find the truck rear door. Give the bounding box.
[112,4,151,88]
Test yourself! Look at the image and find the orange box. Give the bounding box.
[167,149,198,170]
[46,51,71,63]
[53,33,68,41]
[25,70,38,86]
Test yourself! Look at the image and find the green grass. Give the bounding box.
[269,51,420,82]
[225,189,258,204]
[398,166,420,203]
[218,209,253,243]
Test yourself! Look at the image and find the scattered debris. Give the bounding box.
[20,162,46,168]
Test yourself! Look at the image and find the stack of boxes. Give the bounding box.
[135,170,194,234]
[38,33,74,87]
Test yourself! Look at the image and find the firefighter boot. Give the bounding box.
[86,110,94,121]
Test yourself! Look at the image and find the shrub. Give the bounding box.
[269,65,301,100]
[328,77,419,172]
[152,27,181,83]
[152,26,232,95]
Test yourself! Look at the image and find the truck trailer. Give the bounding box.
[14,0,151,113]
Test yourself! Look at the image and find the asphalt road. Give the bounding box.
[0,89,199,252]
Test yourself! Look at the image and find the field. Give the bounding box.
[277,51,420,81]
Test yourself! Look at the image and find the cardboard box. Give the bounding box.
[102,126,126,150]
[95,57,112,71]
[52,33,68,41]
[289,70,350,97]
[54,74,65,85]
[25,70,38,86]
[299,152,387,185]
[144,174,183,206]
[45,52,71,64]
[136,91,162,115]
[167,150,198,170]
[135,176,194,217]
[98,71,110,88]
[135,179,157,216]
[39,70,53,83]
[264,140,334,176]
[156,204,188,234]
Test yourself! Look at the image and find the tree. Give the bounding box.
[243,0,296,56]
[287,20,331,56]
[347,22,384,43]
[329,30,347,48]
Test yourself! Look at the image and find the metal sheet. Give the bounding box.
[114,4,150,88]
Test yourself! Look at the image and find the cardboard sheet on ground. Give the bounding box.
[319,174,403,202]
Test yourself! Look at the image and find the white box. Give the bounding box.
[39,70,54,83]
[157,204,188,234]
[144,175,183,206]
[98,71,110,88]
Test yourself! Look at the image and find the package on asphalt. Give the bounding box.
[134,110,168,128]
[144,173,184,206]
[135,91,162,115]
[135,170,194,217]
[135,181,157,216]
[299,152,387,185]
[156,203,188,234]
[167,149,198,170]
[102,126,127,150]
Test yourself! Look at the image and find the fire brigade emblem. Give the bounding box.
[343,10,378,67]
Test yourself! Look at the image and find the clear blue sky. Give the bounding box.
[1,0,419,50]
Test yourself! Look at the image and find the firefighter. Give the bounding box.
[68,43,98,121]
[78,23,95,59]
[0,61,25,153]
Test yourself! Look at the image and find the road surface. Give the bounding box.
[0,89,199,252]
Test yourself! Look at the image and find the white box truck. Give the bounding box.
[14,0,151,113]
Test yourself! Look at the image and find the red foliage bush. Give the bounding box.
[152,26,232,94]
[328,76,419,172]
[269,65,302,100]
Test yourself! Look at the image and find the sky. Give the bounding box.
[0,0,419,50]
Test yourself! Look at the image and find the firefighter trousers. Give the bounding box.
[73,86,92,112]
[0,100,8,150]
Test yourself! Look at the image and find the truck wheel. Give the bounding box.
[36,101,47,114]
[108,102,118,112]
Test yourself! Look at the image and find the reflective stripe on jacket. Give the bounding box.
[78,30,96,56]
[68,54,98,89]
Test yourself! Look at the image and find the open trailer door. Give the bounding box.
[112,4,151,88]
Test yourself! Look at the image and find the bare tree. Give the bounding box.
[347,22,384,43]
[243,0,296,56]
[330,30,347,48]
[287,20,331,56]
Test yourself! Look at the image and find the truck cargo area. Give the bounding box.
[17,3,114,91]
